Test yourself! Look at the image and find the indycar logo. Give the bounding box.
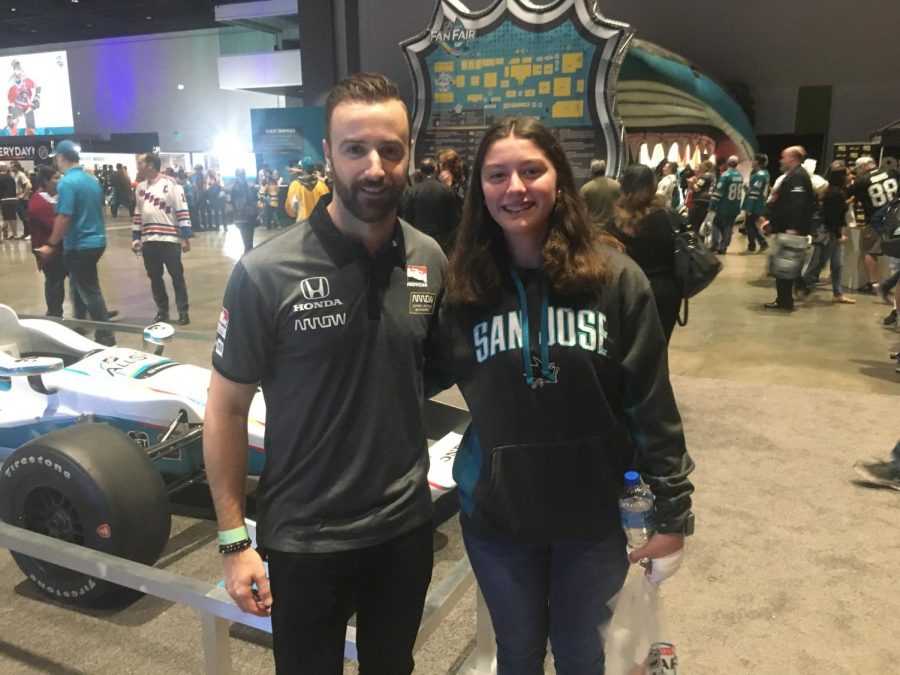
[407,265,428,287]
[300,276,330,300]
[217,308,228,338]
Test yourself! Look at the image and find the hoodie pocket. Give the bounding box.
[481,437,621,541]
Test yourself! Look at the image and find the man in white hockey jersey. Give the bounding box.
[132,152,192,324]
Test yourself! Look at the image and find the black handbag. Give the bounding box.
[809,199,831,246]
[878,199,900,258]
[668,210,722,326]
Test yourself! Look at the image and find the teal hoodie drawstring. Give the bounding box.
[509,266,556,389]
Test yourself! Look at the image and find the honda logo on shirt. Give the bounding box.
[300,277,330,300]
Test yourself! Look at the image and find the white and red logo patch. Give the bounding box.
[217,308,229,338]
[407,264,428,287]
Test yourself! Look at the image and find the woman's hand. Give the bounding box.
[629,533,685,585]
[628,532,684,564]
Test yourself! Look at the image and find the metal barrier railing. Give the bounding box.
[0,521,479,674]
[18,314,215,343]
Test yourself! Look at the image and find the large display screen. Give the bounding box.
[1,50,75,137]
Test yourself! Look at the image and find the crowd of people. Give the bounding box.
[2,69,897,674]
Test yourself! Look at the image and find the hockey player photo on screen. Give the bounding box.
[3,51,75,137]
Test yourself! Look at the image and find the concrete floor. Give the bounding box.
[0,216,897,674]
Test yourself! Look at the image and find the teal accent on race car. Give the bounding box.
[0,416,205,477]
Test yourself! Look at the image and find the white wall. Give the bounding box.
[0,29,279,152]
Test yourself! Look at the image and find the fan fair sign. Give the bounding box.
[402,0,633,181]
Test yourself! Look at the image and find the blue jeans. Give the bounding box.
[744,213,767,250]
[463,527,629,675]
[42,253,68,318]
[711,213,736,252]
[63,247,114,345]
[802,239,844,295]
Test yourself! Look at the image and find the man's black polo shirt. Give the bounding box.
[212,197,447,553]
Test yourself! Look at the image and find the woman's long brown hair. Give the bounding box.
[446,117,608,306]
[614,163,665,236]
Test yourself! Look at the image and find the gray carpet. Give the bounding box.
[0,374,897,674]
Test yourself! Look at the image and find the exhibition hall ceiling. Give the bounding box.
[0,0,254,50]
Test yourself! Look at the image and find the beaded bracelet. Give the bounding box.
[218,538,253,555]
[217,525,250,546]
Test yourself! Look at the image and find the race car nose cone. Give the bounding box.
[143,322,175,346]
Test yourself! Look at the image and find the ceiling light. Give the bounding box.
[177,84,185,90]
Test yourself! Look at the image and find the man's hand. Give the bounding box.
[181,239,191,253]
[223,547,272,617]
[34,245,54,260]
[131,240,142,253]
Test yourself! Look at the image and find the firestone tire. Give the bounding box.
[0,423,171,608]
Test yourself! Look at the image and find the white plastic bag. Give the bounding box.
[605,567,679,674]
[698,212,714,238]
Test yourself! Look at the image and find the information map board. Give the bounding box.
[402,0,632,183]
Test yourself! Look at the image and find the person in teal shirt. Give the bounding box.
[741,153,770,252]
[34,140,115,345]
[709,155,745,254]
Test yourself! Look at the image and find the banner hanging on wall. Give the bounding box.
[402,0,633,182]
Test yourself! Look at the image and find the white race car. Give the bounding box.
[0,305,463,607]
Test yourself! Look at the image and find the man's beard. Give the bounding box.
[332,174,404,224]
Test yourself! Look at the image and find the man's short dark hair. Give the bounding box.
[419,157,436,177]
[324,72,408,143]
[142,153,162,172]
[753,153,768,168]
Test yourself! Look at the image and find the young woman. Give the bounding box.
[28,165,70,317]
[442,117,695,673]
[606,164,684,342]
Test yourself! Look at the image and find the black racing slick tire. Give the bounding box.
[0,424,172,607]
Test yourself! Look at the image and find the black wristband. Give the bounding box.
[218,538,253,555]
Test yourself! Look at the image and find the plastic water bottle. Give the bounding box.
[619,470,655,549]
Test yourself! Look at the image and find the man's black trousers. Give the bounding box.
[266,521,433,675]
[141,240,188,315]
